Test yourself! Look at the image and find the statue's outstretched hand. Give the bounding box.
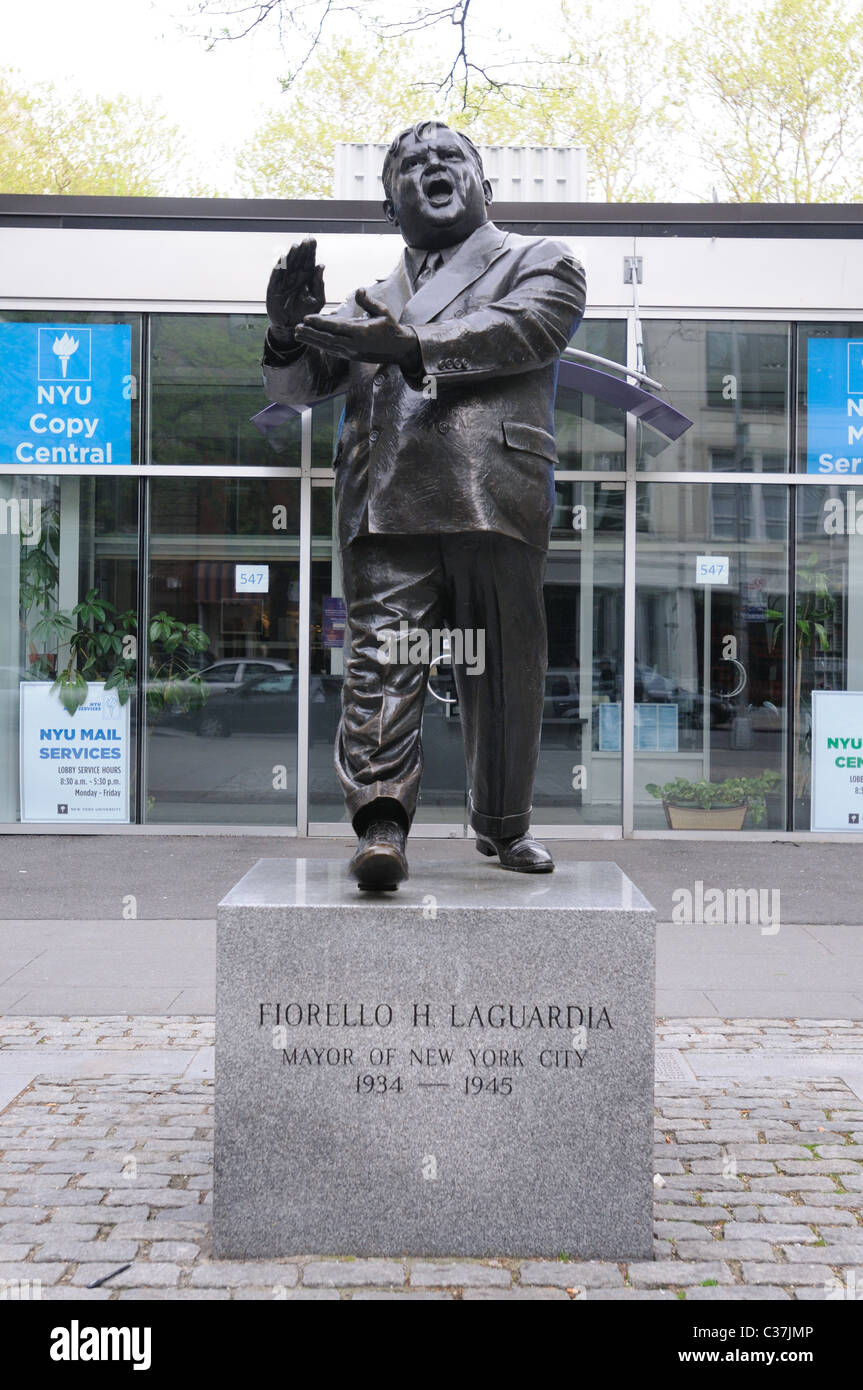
[266,238,326,347]
[296,288,421,372]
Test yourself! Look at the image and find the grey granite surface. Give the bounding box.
[215,859,656,1259]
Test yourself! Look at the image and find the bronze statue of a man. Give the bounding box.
[263,119,586,889]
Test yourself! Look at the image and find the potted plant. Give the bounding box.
[645,771,782,830]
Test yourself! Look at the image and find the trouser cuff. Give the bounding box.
[346,786,414,836]
[469,792,532,840]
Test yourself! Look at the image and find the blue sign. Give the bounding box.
[807,338,863,475]
[0,323,132,466]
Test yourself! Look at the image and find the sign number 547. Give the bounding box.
[695,555,729,586]
[234,565,270,594]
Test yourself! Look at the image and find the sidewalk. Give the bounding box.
[0,1017,861,1300]
[1,835,861,1300]
[1,837,862,1017]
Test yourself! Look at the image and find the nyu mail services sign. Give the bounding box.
[807,338,863,475]
[0,324,132,466]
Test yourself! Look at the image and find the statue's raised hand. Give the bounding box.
[266,238,326,347]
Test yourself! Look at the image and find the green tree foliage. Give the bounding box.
[675,0,863,201]
[0,68,194,195]
[235,38,453,197]
[459,2,680,201]
[234,8,677,202]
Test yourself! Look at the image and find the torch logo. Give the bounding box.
[51,332,80,378]
[38,327,91,382]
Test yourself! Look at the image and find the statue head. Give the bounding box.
[381,119,493,250]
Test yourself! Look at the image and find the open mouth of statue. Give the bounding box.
[423,173,455,206]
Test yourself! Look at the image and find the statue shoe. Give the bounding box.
[475,832,554,873]
[349,819,409,890]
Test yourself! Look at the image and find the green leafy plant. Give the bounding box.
[645,771,782,826]
[767,551,835,800]
[40,597,210,718]
[19,507,210,716]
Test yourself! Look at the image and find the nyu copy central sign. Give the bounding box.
[0,323,132,465]
[807,338,863,474]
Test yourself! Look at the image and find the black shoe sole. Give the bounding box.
[349,847,408,891]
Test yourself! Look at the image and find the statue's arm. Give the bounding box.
[406,242,586,389]
[262,307,353,406]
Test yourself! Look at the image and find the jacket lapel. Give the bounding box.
[369,257,412,320]
[399,221,509,326]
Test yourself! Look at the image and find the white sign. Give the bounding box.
[811,690,863,831]
[695,555,730,585]
[234,564,269,594]
[19,682,130,823]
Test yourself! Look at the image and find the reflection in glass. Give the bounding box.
[634,482,787,829]
[555,319,627,470]
[145,477,300,824]
[150,314,300,466]
[788,485,863,828]
[0,474,139,823]
[640,321,789,471]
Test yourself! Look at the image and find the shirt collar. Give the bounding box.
[403,241,458,287]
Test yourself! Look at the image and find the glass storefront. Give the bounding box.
[1,308,861,835]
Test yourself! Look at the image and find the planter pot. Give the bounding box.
[662,800,748,831]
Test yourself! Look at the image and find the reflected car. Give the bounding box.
[193,658,294,694]
[191,670,299,737]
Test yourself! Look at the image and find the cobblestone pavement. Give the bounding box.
[1,1017,862,1301]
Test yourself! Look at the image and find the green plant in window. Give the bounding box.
[766,550,835,800]
[19,515,211,717]
[645,771,781,825]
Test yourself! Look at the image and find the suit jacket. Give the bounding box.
[262,220,586,552]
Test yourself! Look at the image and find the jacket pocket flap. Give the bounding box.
[502,420,558,462]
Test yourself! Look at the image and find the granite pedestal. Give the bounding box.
[214,859,656,1259]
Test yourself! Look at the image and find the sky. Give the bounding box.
[3,0,689,195]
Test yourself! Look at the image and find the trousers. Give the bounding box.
[336,531,548,838]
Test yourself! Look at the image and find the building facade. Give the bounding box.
[1,195,862,838]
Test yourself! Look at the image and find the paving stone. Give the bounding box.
[749,1177,839,1192]
[0,1209,51,1226]
[0,1262,66,1285]
[188,1262,300,1288]
[686,1286,790,1300]
[69,1262,181,1288]
[747,1206,857,1225]
[109,1222,207,1241]
[743,1263,843,1284]
[463,1287,571,1300]
[520,1261,623,1288]
[781,1244,863,1264]
[348,1290,452,1301]
[145,1242,200,1262]
[656,1217,725,1237]
[410,1262,511,1288]
[793,1284,860,1300]
[628,1261,733,1287]
[0,1244,33,1261]
[45,1287,114,1301]
[673,1241,777,1261]
[776,1161,862,1175]
[35,1238,140,1263]
[303,1260,406,1288]
[233,1287,341,1300]
[724,1222,817,1242]
[587,1289,678,1300]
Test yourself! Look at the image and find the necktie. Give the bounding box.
[415,251,443,289]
